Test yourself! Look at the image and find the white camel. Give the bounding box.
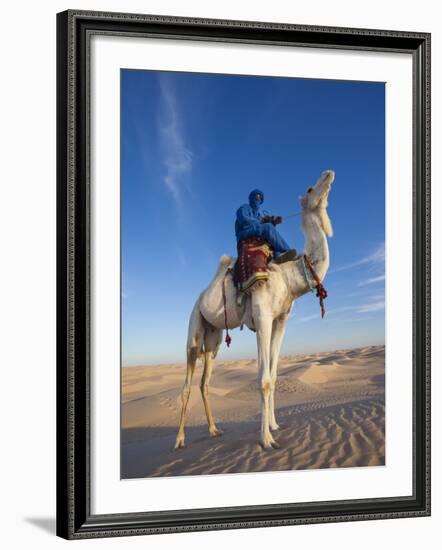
[175,169,335,450]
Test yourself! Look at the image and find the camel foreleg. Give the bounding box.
[254,306,279,449]
[269,315,288,431]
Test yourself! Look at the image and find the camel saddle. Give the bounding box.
[233,237,273,292]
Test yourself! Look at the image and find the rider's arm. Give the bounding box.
[236,205,261,227]
[260,209,274,224]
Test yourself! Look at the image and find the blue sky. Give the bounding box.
[121,69,385,366]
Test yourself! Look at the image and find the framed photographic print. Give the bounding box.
[56,10,431,539]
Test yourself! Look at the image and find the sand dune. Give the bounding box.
[122,345,385,478]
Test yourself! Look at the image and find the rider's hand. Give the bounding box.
[272,216,282,225]
[261,215,273,224]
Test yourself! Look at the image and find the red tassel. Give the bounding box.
[225,332,232,347]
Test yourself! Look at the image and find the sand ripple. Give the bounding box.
[122,345,385,478]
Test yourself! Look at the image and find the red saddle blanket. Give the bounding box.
[233,237,273,292]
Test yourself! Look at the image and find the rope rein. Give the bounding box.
[281,210,302,220]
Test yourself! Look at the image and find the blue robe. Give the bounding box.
[235,189,291,255]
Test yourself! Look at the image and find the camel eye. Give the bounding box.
[307,187,313,193]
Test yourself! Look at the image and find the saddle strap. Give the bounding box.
[222,269,232,347]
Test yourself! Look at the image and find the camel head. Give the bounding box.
[299,170,335,237]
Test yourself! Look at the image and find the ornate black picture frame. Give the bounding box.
[56,9,430,540]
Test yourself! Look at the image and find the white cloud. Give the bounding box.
[296,305,354,322]
[295,295,384,322]
[331,242,385,273]
[157,75,193,205]
[295,311,324,323]
[357,274,385,287]
[357,300,385,313]
[177,248,188,268]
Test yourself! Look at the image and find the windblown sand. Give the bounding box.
[122,345,385,478]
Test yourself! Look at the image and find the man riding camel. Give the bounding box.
[235,189,297,264]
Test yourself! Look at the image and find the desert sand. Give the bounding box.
[122,345,385,478]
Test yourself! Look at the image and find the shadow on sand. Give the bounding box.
[122,395,385,479]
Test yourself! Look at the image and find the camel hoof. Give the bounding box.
[260,434,280,450]
[174,438,185,449]
[209,427,224,437]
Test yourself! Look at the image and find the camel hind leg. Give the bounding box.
[201,325,223,437]
[175,301,205,449]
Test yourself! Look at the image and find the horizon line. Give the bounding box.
[122,341,385,369]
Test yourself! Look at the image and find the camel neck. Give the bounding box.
[301,210,330,282]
